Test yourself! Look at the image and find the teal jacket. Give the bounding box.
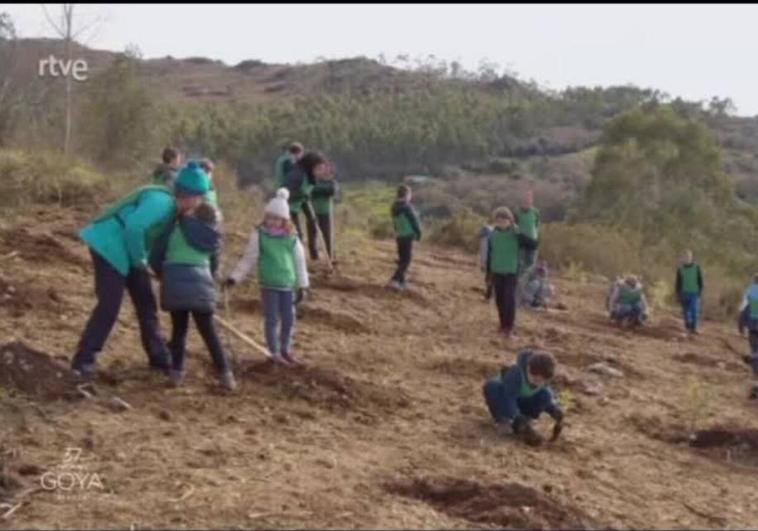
[79,187,177,277]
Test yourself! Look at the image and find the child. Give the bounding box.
[309,161,339,261]
[487,206,531,338]
[274,141,304,189]
[675,250,703,335]
[199,158,219,207]
[479,221,494,301]
[283,151,330,260]
[737,274,758,377]
[148,166,236,391]
[483,350,564,446]
[152,147,183,188]
[515,189,540,277]
[225,188,310,366]
[388,184,422,291]
[521,260,554,309]
[609,274,649,327]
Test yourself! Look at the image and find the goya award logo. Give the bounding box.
[40,447,105,498]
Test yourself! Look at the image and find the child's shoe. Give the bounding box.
[495,420,513,436]
[219,370,237,392]
[281,352,303,366]
[387,280,402,291]
[168,369,185,388]
[270,352,293,367]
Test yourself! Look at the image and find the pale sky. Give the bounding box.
[5,3,758,116]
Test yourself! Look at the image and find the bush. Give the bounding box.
[428,208,484,253]
[0,149,109,211]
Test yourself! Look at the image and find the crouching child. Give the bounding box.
[608,275,649,327]
[149,163,236,392]
[521,260,553,309]
[482,350,564,446]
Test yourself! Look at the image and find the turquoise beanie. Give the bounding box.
[175,161,210,196]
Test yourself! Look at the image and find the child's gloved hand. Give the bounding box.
[295,288,310,305]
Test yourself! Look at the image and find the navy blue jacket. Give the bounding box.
[150,216,221,313]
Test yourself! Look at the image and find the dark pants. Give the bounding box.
[315,213,333,259]
[72,250,169,373]
[169,311,229,373]
[391,237,414,284]
[292,202,319,260]
[483,378,553,423]
[680,293,700,331]
[492,273,518,331]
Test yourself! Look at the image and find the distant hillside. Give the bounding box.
[7,38,758,207]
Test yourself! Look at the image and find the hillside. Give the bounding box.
[0,191,757,528]
[9,37,758,207]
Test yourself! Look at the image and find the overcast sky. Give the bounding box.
[5,3,758,116]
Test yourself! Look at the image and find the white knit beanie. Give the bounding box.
[265,188,291,219]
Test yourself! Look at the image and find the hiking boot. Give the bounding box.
[168,370,185,388]
[149,357,171,375]
[219,371,237,393]
[281,352,303,366]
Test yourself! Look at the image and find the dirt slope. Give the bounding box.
[1,204,757,529]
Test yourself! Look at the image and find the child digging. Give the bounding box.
[483,350,564,446]
[388,184,422,291]
[225,188,310,366]
[149,163,236,392]
[487,206,532,338]
[675,250,703,335]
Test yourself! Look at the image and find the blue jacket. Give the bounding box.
[79,187,176,277]
[497,351,560,419]
[150,216,221,313]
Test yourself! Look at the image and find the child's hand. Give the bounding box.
[223,278,237,289]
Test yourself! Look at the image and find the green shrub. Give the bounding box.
[0,149,109,211]
[428,208,484,253]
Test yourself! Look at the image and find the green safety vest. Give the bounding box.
[165,224,211,267]
[618,285,642,305]
[258,230,297,289]
[519,367,545,398]
[517,207,539,240]
[679,264,700,294]
[489,228,519,275]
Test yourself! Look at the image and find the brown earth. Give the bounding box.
[1,204,758,529]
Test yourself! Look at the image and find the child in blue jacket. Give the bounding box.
[483,350,564,446]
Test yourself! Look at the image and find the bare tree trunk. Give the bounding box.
[63,4,73,156]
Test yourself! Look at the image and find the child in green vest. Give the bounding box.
[199,158,219,207]
[274,141,304,189]
[479,220,494,301]
[283,151,330,260]
[487,206,532,338]
[737,274,758,377]
[151,147,183,189]
[225,188,310,366]
[515,190,540,276]
[388,185,422,291]
[150,198,236,392]
[675,250,703,335]
[310,163,339,261]
[608,274,649,327]
[483,350,564,446]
